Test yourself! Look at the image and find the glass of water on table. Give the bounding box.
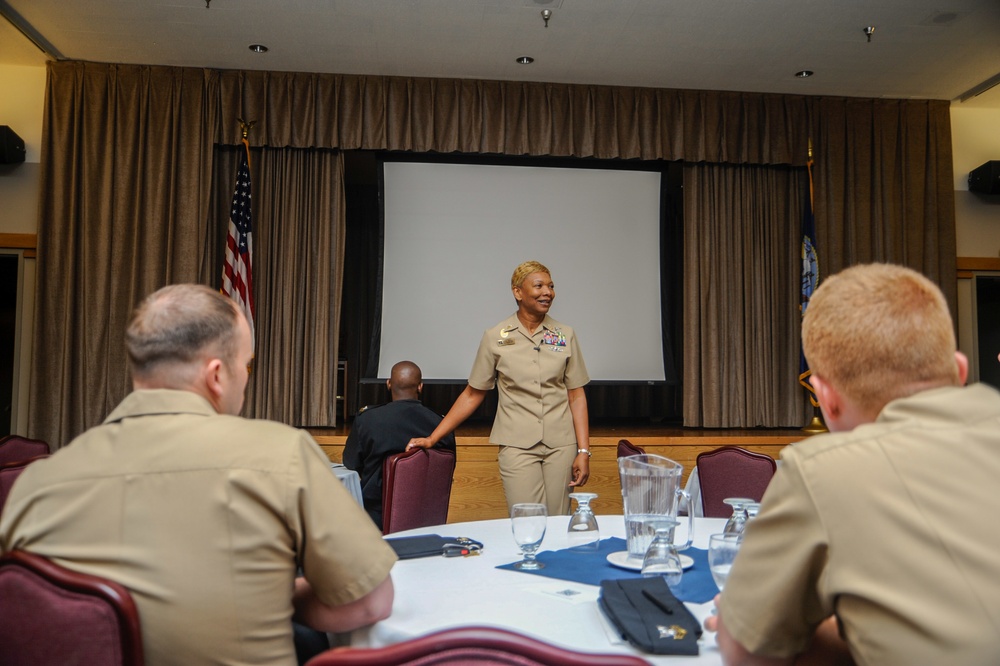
[707,533,742,592]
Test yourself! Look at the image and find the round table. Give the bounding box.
[346,515,728,665]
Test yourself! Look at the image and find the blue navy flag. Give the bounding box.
[799,151,819,407]
[222,139,255,346]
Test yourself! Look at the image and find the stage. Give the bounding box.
[307,420,815,523]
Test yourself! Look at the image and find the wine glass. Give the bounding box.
[566,492,600,550]
[722,497,753,536]
[744,502,761,521]
[708,532,741,592]
[511,503,547,570]
[640,517,683,590]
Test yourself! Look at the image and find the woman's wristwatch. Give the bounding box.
[577,448,592,458]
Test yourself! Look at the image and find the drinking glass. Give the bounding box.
[722,497,753,536]
[566,492,600,550]
[641,518,683,590]
[511,503,547,570]
[744,502,761,521]
[708,532,741,592]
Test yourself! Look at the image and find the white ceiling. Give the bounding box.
[2,0,1000,108]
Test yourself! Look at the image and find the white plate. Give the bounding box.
[606,550,694,571]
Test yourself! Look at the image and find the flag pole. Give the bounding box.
[800,138,827,434]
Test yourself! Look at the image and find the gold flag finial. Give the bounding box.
[237,118,257,140]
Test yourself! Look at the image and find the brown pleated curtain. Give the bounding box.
[683,164,807,427]
[29,61,956,446]
[211,147,345,425]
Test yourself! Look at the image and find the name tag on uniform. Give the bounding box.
[497,338,515,346]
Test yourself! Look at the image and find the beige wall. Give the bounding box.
[0,64,44,435]
[951,103,1000,382]
[2,65,1000,428]
[951,104,1000,258]
[0,64,44,233]
[0,65,44,165]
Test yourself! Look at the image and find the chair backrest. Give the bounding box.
[381,447,456,534]
[0,435,50,466]
[696,446,777,518]
[0,550,145,666]
[305,625,650,666]
[0,454,49,512]
[616,439,646,459]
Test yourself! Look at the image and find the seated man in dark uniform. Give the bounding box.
[344,360,457,529]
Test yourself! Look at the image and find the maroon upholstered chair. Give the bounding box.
[305,625,650,666]
[381,447,456,535]
[0,435,50,466]
[0,550,145,666]
[616,439,645,459]
[696,446,777,518]
[0,454,49,512]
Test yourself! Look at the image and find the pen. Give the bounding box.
[641,589,675,615]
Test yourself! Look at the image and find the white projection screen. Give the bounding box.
[378,160,666,382]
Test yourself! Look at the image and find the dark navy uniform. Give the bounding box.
[343,399,457,529]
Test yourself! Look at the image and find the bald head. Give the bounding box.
[388,361,422,401]
[126,284,242,387]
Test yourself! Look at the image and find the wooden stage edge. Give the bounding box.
[306,421,817,523]
[305,422,813,448]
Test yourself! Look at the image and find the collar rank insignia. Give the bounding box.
[498,325,517,345]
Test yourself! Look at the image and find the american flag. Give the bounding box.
[222,139,255,346]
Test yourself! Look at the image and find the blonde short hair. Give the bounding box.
[511,260,551,290]
[802,263,959,413]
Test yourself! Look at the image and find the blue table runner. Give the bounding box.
[496,537,719,604]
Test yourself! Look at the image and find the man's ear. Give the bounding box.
[956,351,969,385]
[810,374,840,420]
[385,379,392,392]
[203,358,226,411]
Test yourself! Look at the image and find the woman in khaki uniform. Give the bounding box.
[407,260,591,516]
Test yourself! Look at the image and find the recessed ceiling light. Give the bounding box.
[516,56,534,65]
[795,70,814,78]
[249,44,269,54]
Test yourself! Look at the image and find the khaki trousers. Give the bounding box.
[498,441,576,516]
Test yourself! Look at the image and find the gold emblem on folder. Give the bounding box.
[656,625,687,640]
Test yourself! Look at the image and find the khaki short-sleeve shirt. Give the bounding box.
[468,314,589,449]
[0,389,397,666]
[719,384,1000,666]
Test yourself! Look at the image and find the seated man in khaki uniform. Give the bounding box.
[0,284,397,666]
[706,263,1000,666]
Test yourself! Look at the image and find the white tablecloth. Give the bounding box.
[331,464,363,506]
[348,515,728,664]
